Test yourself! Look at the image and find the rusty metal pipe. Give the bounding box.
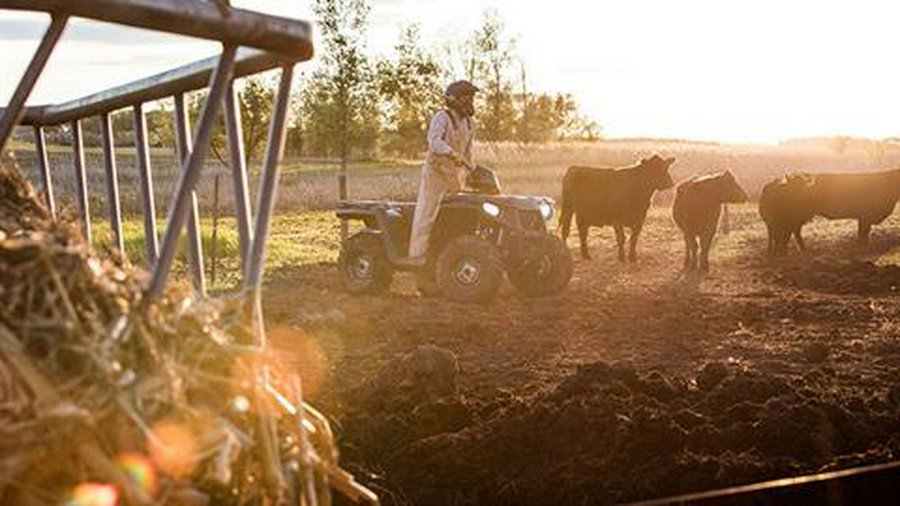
[0,14,66,151]
[133,103,159,266]
[148,45,237,300]
[224,84,253,279]
[71,120,91,243]
[32,126,56,219]
[173,93,206,294]
[100,112,124,255]
[243,63,294,291]
[0,0,313,60]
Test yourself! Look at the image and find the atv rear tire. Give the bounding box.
[508,235,573,297]
[339,233,393,295]
[436,236,503,303]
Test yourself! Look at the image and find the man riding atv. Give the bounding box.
[407,80,480,268]
[335,81,572,303]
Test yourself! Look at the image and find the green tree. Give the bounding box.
[470,11,516,142]
[377,25,445,158]
[516,93,600,142]
[188,75,275,166]
[298,0,378,161]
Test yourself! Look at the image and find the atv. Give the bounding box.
[335,166,573,303]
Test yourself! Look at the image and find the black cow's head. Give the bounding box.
[720,170,749,203]
[640,154,676,190]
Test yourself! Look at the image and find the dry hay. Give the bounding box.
[0,155,294,504]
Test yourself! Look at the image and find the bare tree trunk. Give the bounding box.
[338,87,349,242]
[520,61,529,144]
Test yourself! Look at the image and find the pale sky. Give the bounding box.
[2,0,900,143]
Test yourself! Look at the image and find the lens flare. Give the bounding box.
[67,483,119,506]
[117,453,158,497]
[147,420,199,478]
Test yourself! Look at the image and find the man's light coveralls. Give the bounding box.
[408,109,474,259]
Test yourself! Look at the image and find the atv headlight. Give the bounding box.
[539,200,554,221]
[481,202,501,218]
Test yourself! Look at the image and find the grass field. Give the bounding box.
[13,137,900,290]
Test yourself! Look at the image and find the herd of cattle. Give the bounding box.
[559,155,900,270]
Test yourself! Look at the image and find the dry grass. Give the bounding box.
[11,138,900,278]
[14,138,900,217]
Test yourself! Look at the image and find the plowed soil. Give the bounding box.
[263,208,900,505]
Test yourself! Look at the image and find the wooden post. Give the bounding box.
[211,173,220,286]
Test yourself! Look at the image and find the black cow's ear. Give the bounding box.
[665,157,676,165]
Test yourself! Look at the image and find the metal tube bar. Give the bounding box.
[173,93,207,295]
[0,0,313,60]
[0,14,66,152]
[148,46,237,301]
[224,84,253,278]
[32,126,56,219]
[133,103,159,266]
[6,49,284,128]
[71,120,91,243]
[244,64,294,291]
[100,112,124,255]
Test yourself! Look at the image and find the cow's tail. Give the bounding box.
[558,170,575,239]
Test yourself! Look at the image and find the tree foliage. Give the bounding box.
[297,0,379,159]
[189,75,276,166]
[469,12,516,142]
[376,25,445,157]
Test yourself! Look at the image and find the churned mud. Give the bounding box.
[264,211,900,505]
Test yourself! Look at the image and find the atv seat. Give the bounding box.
[336,201,416,260]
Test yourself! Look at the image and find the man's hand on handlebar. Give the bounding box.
[449,152,475,172]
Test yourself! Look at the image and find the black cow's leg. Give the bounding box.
[686,235,699,270]
[683,234,693,269]
[628,222,643,263]
[690,236,699,269]
[793,226,806,252]
[577,220,591,259]
[699,232,714,271]
[614,225,626,262]
[858,220,871,246]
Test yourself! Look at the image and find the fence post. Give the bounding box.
[33,126,56,219]
[173,93,207,295]
[134,103,159,266]
[71,119,91,243]
[100,112,124,256]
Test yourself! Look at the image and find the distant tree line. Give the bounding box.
[294,0,600,162]
[26,0,599,164]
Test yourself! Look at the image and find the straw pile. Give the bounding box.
[0,154,285,505]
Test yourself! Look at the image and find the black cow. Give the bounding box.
[673,171,748,271]
[809,169,900,244]
[759,173,815,256]
[760,169,900,255]
[560,155,676,261]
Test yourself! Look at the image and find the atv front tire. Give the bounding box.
[339,232,394,295]
[436,236,503,303]
[508,235,573,297]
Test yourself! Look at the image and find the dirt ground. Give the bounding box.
[262,206,900,505]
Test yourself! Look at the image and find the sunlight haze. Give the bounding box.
[2,0,899,143]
